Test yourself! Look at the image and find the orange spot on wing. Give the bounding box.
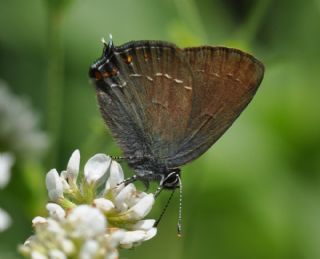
[124,55,133,64]
[95,71,103,80]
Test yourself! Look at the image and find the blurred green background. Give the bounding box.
[1,0,320,258]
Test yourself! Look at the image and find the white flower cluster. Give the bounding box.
[0,152,14,232]
[0,80,48,157]
[20,150,157,258]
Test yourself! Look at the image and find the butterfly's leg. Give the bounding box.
[116,175,137,187]
[110,156,126,162]
[111,155,144,163]
[154,184,164,198]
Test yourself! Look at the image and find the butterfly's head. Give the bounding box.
[162,169,181,190]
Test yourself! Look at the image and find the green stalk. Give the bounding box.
[240,0,273,46]
[174,0,208,42]
[45,3,65,166]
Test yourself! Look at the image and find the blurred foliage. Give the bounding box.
[1,0,320,258]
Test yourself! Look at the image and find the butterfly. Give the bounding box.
[89,35,264,192]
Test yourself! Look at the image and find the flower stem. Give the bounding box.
[174,0,208,42]
[240,0,272,46]
[45,3,65,166]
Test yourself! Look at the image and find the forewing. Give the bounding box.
[167,47,264,168]
[93,41,194,159]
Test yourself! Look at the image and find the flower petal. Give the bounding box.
[49,249,66,259]
[46,203,66,220]
[109,230,126,247]
[60,239,75,254]
[125,191,147,208]
[0,207,11,232]
[46,169,64,201]
[32,216,47,226]
[131,219,156,231]
[66,149,80,182]
[31,251,47,259]
[59,171,71,191]
[114,183,136,212]
[104,161,124,193]
[93,198,114,213]
[119,228,157,247]
[46,219,65,235]
[126,194,154,220]
[79,240,99,259]
[84,154,111,184]
[23,235,36,246]
[144,227,157,241]
[0,152,14,189]
[120,230,146,245]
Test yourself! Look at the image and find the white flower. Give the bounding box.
[66,149,80,183]
[84,153,111,185]
[0,152,14,188]
[0,152,14,232]
[68,205,106,238]
[93,198,115,212]
[49,249,67,259]
[144,227,157,241]
[132,219,156,230]
[0,80,48,158]
[108,229,126,247]
[59,171,71,192]
[60,239,75,255]
[30,251,47,259]
[117,193,155,221]
[105,160,125,191]
[32,216,47,226]
[20,150,157,258]
[46,203,66,220]
[120,228,157,248]
[0,208,12,232]
[46,218,65,236]
[114,183,137,211]
[79,240,99,259]
[46,169,64,201]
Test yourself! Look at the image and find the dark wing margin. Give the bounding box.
[93,40,194,160]
[166,46,265,168]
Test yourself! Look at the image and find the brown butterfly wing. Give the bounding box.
[93,41,194,160]
[167,47,264,168]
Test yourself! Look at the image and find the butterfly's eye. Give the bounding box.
[163,170,180,189]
